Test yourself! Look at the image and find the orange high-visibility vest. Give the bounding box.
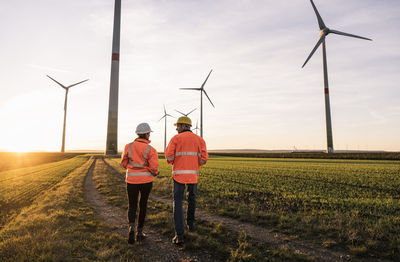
[165,130,208,184]
[121,138,159,184]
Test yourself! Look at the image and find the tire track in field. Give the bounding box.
[102,157,392,262]
[84,157,217,262]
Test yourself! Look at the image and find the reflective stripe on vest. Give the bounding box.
[172,170,199,175]
[174,151,205,164]
[175,151,201,157]
[166,156,174,161]
[126,172,153,177]
[128,142,151,168]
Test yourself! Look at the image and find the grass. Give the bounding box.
[0,155,90,227]
[0,157,144,261]
[108,156,400,259]
[99,158,313,261]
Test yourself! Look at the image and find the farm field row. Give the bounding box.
[0,155,90,226]
[0,152,85,172]
[209,152,400,160]
[0,157,141,261]
[108,156,400,259]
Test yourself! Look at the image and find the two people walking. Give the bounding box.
[121,116,208,245]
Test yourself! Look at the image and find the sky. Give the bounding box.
[0,0,399,152]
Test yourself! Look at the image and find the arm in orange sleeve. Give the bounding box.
[147,147,160,175]
[165,136,176,165]
[121,144,130,168]
[199,138,208,166]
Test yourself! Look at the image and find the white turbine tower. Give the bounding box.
[106,0,121,155]
[158,105,174,152]
[47,75,89,153]
[180,70,215,138]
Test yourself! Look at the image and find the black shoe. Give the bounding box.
[128,226,135,244]
[136,229,146,242]
[172,234,184,245]
[187,223,195,232]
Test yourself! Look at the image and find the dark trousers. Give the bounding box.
[126,182,152,229]
[173,180,197,235]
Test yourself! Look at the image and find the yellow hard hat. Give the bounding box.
[174,116,192,126]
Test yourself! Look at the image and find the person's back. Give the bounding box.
[166,131,207,184]
[122,138,158,184]
[165,116,208,245]
[121,123,159,244]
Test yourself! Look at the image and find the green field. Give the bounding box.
[0,152,84,172]
[0,155,89,226]
[110,156,400,258]
[0,157,142,261]
[1,153,399,260]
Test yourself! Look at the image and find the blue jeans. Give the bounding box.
[173,180,197,235]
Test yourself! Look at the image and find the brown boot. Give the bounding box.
[172,234,184,245]
[128,225,135,244]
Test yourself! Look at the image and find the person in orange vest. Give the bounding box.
[165,116,208,245]
[121,122,160,244]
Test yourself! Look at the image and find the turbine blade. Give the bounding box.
[166,114,175,118]
[67,79,89,88]
[163,104,167,114]
[203,90,215,108]
[175,110,186,116]
[180,88,201,90]
[159,115,166,122]
[302,34,325,68]
[310,0,326,30]
[187,108,197,116]
[47,75,66,89]
[330,29,372,41]
[200,69,213,90]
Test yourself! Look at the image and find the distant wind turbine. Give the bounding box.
[159,105,174,152]
[175,108,197,117]
[47,75,89,153]
[193,120,200,135]
[302,0,372,153]
[180,69,215,138]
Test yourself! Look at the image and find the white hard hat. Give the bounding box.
[135,123,153,134]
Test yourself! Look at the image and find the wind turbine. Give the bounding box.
[47,75,89,153]
[302,0,371,153]
[175,108,197,117]
[193,120,200,135]
[159,105,174,152]
[180,69,215,138]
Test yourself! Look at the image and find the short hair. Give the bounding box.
[138,133,149,139]
[182,124,191,130]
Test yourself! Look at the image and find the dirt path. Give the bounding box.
[102,157,392,262]
[84,157,217,262]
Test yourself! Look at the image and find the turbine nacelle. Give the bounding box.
[319,28,329,37]
[302,0,371,68]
